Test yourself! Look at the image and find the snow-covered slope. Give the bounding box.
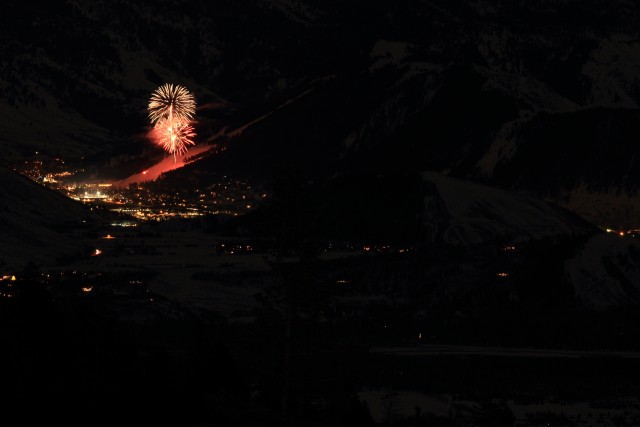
[566,233,640,309]
[423,172,594,246]
[0,167,91,269]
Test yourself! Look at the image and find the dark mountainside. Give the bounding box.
[0,167,96,268]
[4,1,640,426]
[4,0,640,226]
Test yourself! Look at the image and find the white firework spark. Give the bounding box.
[148,83,196,125]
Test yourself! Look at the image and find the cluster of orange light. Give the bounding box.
[1,275,16,299]
[604,228,640,237]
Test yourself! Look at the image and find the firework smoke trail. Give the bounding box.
[151,117,196,161]
[148,83,196,124]
[148,84,197,162]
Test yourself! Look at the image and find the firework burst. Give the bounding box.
[150,117,196,159]
[148,83,196,125]
[148,83,197,161]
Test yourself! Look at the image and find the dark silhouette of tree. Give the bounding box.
[256,166,366,426]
